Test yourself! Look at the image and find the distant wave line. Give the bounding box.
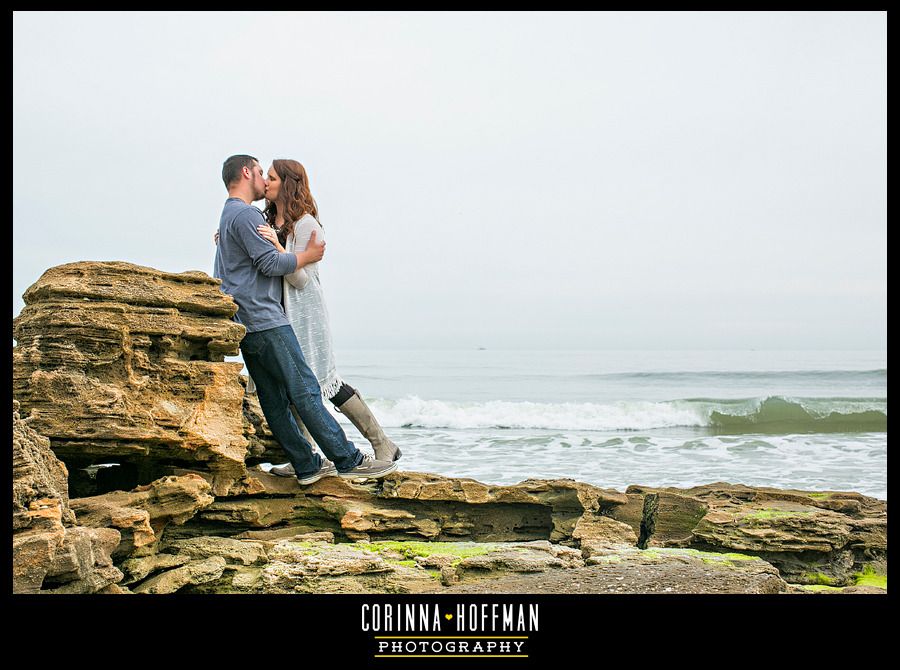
[355,395,886,434]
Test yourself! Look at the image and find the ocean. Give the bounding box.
[257,349,887,501]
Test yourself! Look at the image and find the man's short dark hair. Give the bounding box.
[222,154,259,188]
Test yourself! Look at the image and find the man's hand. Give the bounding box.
[297,229,326,266]
[214,231,219,245]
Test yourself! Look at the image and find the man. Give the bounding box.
[213,154,397,485]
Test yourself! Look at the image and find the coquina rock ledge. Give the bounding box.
[11,262,888,595]
[13,400,123,594]
[13,262,250,496]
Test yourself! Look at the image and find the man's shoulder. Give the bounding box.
[224,199,264,226]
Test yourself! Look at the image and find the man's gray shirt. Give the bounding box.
[214,197,298,333]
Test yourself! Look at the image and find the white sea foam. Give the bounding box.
[326,394,886,433]
[336,395,707,431]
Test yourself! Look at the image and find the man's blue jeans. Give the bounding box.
[240,325,363,478]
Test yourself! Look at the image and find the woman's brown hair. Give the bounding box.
[263,159,320,246]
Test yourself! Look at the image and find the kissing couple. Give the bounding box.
[214,154,401,485]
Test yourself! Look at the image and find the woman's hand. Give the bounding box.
[257,225,286,252]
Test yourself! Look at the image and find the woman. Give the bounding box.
[256,159,401,475]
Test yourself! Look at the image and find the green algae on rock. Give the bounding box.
[854,565,887,589]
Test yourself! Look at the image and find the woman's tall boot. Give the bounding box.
[336,390,402,461]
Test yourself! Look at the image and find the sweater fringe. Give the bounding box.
[320,373,345,403]
[245,371,343,405]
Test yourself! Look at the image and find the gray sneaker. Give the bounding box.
[296,460,338,485]
[269,462,296,477]
[337,453,398,480]
[271,459,335,479]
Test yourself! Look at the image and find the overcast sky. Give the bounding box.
[13,11,886,350]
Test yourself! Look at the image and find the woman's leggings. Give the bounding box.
[329,382,356,407]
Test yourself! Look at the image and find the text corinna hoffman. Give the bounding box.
[361,602,539,632]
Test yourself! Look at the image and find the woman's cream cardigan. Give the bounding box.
[282,214,344,400]
[246,214,344,401]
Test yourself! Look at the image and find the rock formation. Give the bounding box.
[13,399,123,594]
[13,261,250,496]
[613,483,888,585]
[11,262,888,595]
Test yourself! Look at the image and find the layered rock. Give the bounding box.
[241,383,284,462]
[70,474,215,559]
[162,469,633,547]
[203,536,590,594]
[12,261,251,496]
[445,545,790,594]
[13,400,123,594]
[14,400,76,530]
[613,482,888,586]
[146,469,886,593]
[139,533,791,595]
[14,392,887,594]
[11,262,887,595]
